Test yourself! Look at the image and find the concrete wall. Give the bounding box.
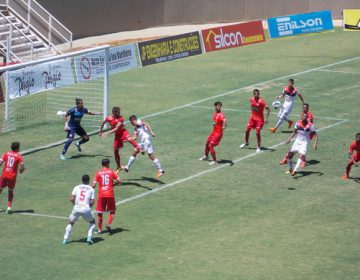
[37,0,360,39]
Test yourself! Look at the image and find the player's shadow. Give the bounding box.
[293,171,324,178]
[127,176,165,185]
[306,159,320,166]
[10,209,34,214]
[70,237,104,244]
[69,154,111,159]
[350,177,360,183]
[217,159,234,166]
[247,147,276,152]
[108,227,130,235]
[280,130,293,134]
[122,181,153,190]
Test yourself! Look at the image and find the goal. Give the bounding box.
[1,46,109,132]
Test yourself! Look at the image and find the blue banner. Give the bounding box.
[267,10,334,39]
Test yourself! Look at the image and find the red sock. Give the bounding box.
[204,145,210,157]
[245,130,250,144]
[7,191,13,208]
[256,133,261,147]
[128,139,141,151]
[107,212,115,226]
[114,150,120,168]
[97,213,103,231]
[209,145,216,161]
[346,161,353,177]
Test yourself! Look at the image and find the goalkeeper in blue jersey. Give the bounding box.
[60,98,102,160]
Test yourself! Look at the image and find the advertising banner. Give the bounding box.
[109,43,138,74]
[201,20,266,53]
[343,9,360,31]
[137,32,203,66]
[7,58,74,100]
[267,10,334,39]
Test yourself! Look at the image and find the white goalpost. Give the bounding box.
[1,46,109,132]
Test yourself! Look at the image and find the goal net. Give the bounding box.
[1,46,109,133]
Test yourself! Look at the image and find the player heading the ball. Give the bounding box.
[60,98,102,160]
[99,106,142,173]
[124,115,165,178]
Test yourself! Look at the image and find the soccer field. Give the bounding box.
[1,28,360,280]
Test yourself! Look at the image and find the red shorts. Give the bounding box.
[113,130,131,150]
[96,197,116,213]
[207,132,223,147]
[351,154,360,163]
[247,117,264,131]
[0,176,16,189]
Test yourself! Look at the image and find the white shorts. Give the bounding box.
[290,140,308,155]
[278,105,293,119]
[69,208,94,223]
[140,140,154,154]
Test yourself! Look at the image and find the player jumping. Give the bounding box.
[63,175,96,245]
[199,101,227,165]
[240,89,270,152]
[284,113,318,176]
[341,133,360,180]
[123,115,165,178]
[100,106,142,173]
[0,142,25,214]
[92,158,121,234]
[60,98,102,160]
[270,79,304,133]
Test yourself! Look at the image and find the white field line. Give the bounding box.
[19,118,349,220]
[316,69,360,75]
[116,118,349,206]
[20,55,360,156]
[20,212,68,220]
[134,56,360,121]
[189,105,348,121]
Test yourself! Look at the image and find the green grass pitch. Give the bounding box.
[1,29,360,280]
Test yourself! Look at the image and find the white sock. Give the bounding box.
[294,158,302,172]
[288,160,293,170]
[127,156,136,169]
[64,224,72,240]
[87,223,95,238]
[275,118,284,129]
[153,158,162,170]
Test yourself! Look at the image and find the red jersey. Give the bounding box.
[212,111,226,135]
[349,141,360,156]
[0,151,23,180]
[250,97,267,121]
[93,167,120,198]
[105,115,126,137]
[305,111,313,123]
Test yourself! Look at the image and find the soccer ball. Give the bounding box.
[272,100,282,109]
[56,110,66,116]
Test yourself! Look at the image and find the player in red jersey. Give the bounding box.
[279,103,314,166]
[239,89,270,152]
[92,158,121,234]
[0,142,25,214]
[199,101,227,165]
[100,106,142,173]
[341,133,360,180]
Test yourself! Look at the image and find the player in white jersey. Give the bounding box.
[284,113,318,176]
[63,175,96,245]
[123,115,165,178]
[270,79,304,133]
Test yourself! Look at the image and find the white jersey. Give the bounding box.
[294,120,316,143]
[134,119,152,143]
[282,86,299,109]
[71,184,95,213]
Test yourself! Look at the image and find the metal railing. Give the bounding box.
[0,0,72,49]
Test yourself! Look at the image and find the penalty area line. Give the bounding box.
[117,118,349,206]
[20,212,68,220]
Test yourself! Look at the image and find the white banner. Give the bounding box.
[7,58,75,100]
[74,43,138,82]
